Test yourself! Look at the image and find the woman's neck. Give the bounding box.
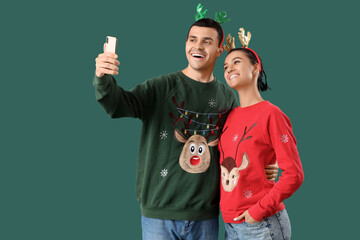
[237,85,264,108]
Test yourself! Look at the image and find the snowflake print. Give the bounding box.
[232,133,239,142]
[208,98,216,108]
[281,134,289,143]
[160,169,168,177]
[244,190,253,199]
[160,130,168,140]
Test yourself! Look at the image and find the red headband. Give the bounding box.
[243,46,262,72]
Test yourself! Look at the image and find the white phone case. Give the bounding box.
[105,36,117,53]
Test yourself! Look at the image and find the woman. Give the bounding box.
[218,29,304,240]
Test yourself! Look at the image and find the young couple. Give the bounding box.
[93,18,303,240]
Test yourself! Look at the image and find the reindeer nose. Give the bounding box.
[190,156,200,165]
[226,180,229,185]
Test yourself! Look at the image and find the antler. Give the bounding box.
[224,34,235,52]
[234,122,257,161]
[169,96,194,138]
[238,28,252,48]
[195,3,208,21]
[215,10,230,24]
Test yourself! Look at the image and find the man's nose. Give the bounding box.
[195,42,204,49]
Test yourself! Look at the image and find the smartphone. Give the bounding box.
[105,36,117,53]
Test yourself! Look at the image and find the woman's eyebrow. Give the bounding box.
[224,57,243,66]
[232,57,243,61]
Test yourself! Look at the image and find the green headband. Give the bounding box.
[195,3,230,24]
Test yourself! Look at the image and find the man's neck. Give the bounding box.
[181,66,215,83]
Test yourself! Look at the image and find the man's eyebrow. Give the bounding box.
[203,37,214,41]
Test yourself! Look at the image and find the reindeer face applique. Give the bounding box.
[219,122,257,192]
[175,130,218,173]
[169,96,228,174]
[220,153,249,192]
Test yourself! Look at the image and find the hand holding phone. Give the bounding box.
[95,36,119,77]
[105,36,117,53]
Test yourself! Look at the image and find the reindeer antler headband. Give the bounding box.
[225,27,262,71]
[194,3,230,46]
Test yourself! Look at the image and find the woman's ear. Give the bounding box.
[253,63,260,74]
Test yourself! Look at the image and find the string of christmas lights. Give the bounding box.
[176,108,229,135]
[176,107,229,117]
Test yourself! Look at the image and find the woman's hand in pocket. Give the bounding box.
[234,210,260,224]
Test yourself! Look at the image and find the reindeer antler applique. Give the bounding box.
[219,122,257,192]
[169,97,229,174]
[238,27,252,48]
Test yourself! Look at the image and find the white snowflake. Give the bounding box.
[160,169,168,177]
[244,190,253,199]
[281,134,289,143]
[160,130,168,140]
[208,98,216,108]
[232,133,239,142]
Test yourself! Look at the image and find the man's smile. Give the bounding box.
[191,53,205,58]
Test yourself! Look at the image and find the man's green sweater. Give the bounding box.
[93,71,238,220]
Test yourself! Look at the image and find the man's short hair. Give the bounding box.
[187,18,224,47]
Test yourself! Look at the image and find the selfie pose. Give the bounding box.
[93,4,278,239]
[219,28,304,240]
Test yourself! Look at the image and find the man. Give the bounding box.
[94,18,277,240]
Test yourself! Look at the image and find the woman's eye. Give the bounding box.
[224,67,228,71]
[234,60,240,64]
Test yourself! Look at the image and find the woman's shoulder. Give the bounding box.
[260,101,289,119]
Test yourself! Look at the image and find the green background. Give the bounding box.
[1,0,358,239]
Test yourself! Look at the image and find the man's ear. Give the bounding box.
[217,45,225,57]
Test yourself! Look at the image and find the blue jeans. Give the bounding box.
[224,209,291,240]
[141,216,219,240]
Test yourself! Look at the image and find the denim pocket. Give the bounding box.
[243,220,265,228]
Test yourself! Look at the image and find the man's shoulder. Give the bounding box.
[148,71,181,81]
[142,71,181,87]
[214,78,236,97]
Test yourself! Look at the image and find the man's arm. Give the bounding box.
[93,43,153,119]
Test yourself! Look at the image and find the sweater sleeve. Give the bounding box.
[93,74,158,120]
[229,90,239,110]
[248,108,304,221]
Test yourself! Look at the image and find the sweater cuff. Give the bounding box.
[248,204,265,222]
[93,74,112,89]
